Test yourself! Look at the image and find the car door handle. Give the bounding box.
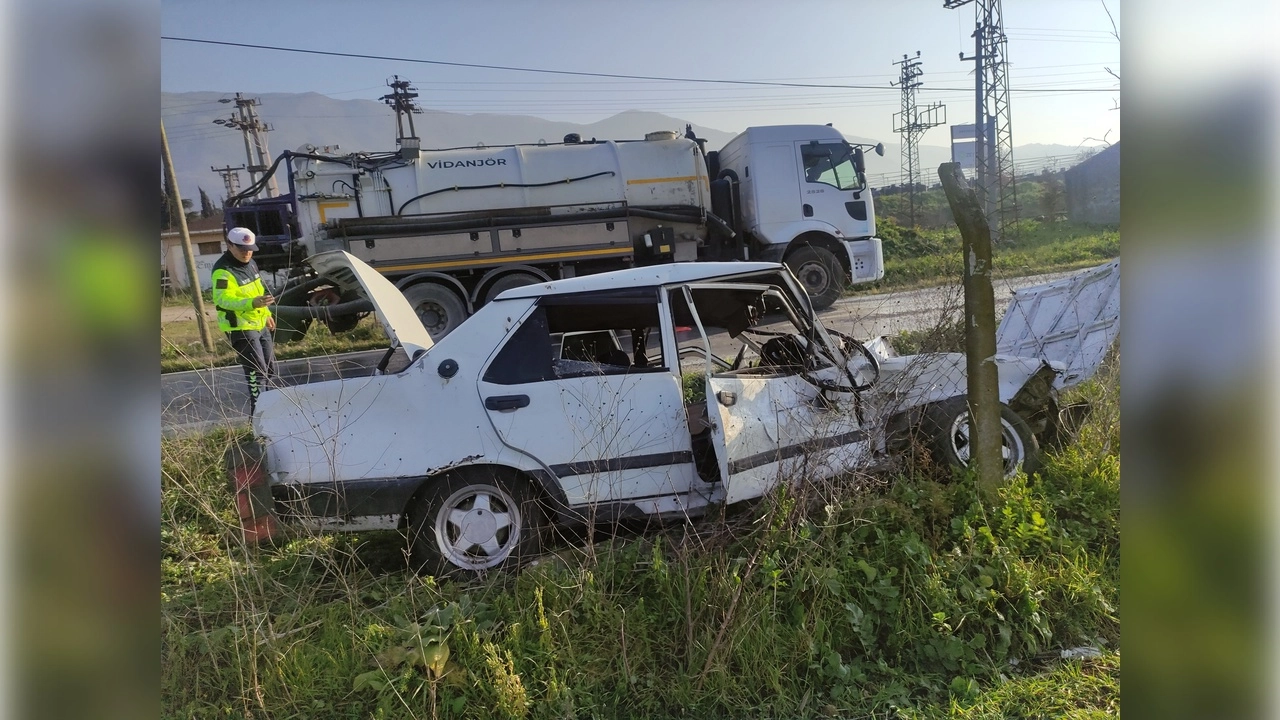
[485,394,530,411]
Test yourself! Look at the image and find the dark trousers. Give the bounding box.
[227,329,277,412]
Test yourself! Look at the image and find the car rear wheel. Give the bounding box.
[923,396,1040,478]
[407,470,544,576]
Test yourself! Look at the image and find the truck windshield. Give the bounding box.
[801,143,860,191]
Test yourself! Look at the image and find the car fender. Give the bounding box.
[870,352,1061,416]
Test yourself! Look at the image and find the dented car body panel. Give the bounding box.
[996,259,1119,389]
[248,252,1110,543]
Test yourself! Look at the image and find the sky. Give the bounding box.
[161,0,1121,150]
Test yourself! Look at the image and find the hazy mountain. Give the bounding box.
[162,90,1103,204]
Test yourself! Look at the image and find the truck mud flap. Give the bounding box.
[224,438,279,544]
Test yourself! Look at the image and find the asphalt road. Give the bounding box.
[161,271,1073,435]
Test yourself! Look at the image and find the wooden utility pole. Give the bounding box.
[938,162,1002,496]
[161,120,216,353]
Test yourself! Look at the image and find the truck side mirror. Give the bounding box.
[875,143,885,157]
[853,147,866,175]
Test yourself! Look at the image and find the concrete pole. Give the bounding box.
[938,162,1003,497]
[161,120,217,353]
[973,26,987,221]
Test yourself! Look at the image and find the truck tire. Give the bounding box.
[786,245,844,310]
[406,469,545,576]
[484,272,542,304]
[403,283,467,341]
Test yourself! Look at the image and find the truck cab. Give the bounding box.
[714,125,885,307]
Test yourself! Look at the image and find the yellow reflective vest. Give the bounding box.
[211,253,272,332]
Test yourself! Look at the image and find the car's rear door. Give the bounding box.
[476,290,699,512]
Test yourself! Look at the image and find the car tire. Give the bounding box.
[785,245,844,310]
[402,283,467,341]
[922,396,1040,478]
[483,272,542,304]
[407,469,544,576]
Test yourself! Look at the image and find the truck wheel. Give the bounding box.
[407,469,544,576]
[922,396,1041,478]
[403,283,467,340]
[484,272,542,304]
[786,245,843,310]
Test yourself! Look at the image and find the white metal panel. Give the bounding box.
[495,261,783,300]
[996,260,1120,389]
[478,370,697,506]
[308,250,435,357]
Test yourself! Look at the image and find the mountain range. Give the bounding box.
[163,91,1098,205]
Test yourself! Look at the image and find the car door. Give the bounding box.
[676,283,871,505]
[476,289,699,511]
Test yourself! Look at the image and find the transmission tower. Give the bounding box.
[891,51,946,228]
[212,93,278,198]
[381,75,424,159]
[946,0,1018,242]
[211,164,245,203]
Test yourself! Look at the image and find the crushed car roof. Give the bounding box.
[493,262,785,300]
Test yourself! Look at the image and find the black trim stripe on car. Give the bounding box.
[548,451,694,478]
[726,430,867,474]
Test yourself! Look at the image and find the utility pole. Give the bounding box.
[946,0,1018,242]
[211,164,245,202]
[212,94,278,198]
[381,76,423,159]
[891,51,946,229]
[161,120,216,353]
[938,162,1002,496]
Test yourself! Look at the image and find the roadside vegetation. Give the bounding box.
[161,352,1119,718]
[161,314,388,374]
[863,175,1118,292]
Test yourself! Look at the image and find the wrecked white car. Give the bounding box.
[228,252,1117,574]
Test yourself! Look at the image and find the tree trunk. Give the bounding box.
[938,162,1003,497]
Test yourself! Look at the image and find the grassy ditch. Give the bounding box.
[162,357,1119,718]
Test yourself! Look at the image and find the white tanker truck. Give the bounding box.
[225,124,886,341]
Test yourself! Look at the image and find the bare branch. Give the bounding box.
[1081,129,1113,148]
[1100,0,1120,42]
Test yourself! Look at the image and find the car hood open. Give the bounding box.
[307,250,434,358]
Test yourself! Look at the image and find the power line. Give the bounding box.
[161,36,1117,93]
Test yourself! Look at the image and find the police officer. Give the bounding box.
[212,227,277,413]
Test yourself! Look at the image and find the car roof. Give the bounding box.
[494,261,787,300]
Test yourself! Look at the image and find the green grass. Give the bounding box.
[161,315,390,373]
[162,357,1119,718]
[855,218,1119,294]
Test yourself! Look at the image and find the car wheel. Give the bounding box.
[403,283,467,341]
[785,245,843,310]
[484,272,542,304]
[923,396,1040,478]
[408,470,544,575]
